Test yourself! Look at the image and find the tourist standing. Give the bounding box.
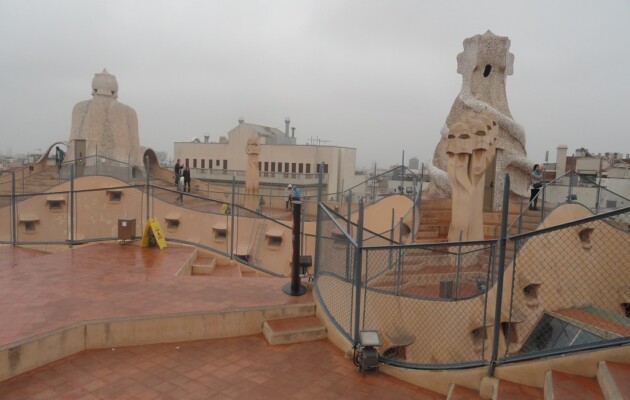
[529,164,543,210]
[284,184,293,210]
[183,166,191,193]
[55,146,65,173]
[174,159,182,184]
[176,175,185,203]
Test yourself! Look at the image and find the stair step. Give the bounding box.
[598,360,630,400]
[447,384,482,399]
[191,255,216,275]
[241,269,258,277]
[209,263,242,278]
[546,370,604,400]
[497,380,543,400]
[263,316,327,345]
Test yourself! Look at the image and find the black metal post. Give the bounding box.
[230,173,236,259]
[70,164,75,246]
[314,162,324,278]
[145,155,150,221]
[11,171,16,245]
[488,174,510,376]
[352,200,365,343]
[345,191,352,281]
[283,200,307,296]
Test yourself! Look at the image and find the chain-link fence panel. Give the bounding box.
[151,185,232,257]
[13,191,70,245]
[501,206,630,362]
[362,241,492,367]
[0,194,12,243]
[74,186,144,242]
[314,204,357,341]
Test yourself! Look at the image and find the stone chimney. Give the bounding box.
[556,144,568,176]
[284,117,290,136]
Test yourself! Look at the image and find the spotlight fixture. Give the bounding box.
[353,330,381,374]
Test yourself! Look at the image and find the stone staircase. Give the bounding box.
[262,315,327,345]
[415,198,541,244]
[189,251,261,278]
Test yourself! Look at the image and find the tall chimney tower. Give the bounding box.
[284,117,290,136]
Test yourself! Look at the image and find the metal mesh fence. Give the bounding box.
[502,206,630,361]
[313,205,357,341]
[0,194,9,243]
[362,242,492,366]
[74,185,144,242]
[13,191,70,244]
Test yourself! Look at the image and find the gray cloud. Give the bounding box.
[1,0,629,168]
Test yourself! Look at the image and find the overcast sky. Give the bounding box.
[1,0,629,169]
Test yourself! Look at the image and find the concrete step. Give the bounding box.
[191,255,216,275]
[209,262,242,278]
[240,269,258,278]
[447,384,482,399]
[263,316,327,345]
[497,379,543,399]
[597,360,630,400]
[545,370,604,400]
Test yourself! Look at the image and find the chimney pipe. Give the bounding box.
[291,127,295,138]
[204,135,209,143]
[285,117,290,136]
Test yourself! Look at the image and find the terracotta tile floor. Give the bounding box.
[0,244,443,398]
[0,244,313,346]
[0,335,443,399]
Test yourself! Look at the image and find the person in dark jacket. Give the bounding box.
[183,166,191,193]
[174,159,182,184]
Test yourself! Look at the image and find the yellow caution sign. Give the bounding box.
[141,217,167,249]
[221,203,231,214]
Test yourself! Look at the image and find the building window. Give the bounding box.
[306,164,311,174]
[193,159,197,168]
[324,163,329,173]
[278,163,283,173]
[201,159,205,168]
[167,219,180,229]
[185,159,190,167]
[298,163,303,173]
[285,162,289,172]
[209,159,213,169]
[259,162,262,171]
[223,160,228,170]
[264,162,269,172]
[24,221,36,232]
[107,190,123,202]
[216,159,220,167]
[271,162,276,172]
[48,201,63,210]
[291,163,296,173]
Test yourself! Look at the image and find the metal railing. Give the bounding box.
[314,174,630,371]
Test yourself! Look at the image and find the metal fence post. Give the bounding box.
[352,200,365,344]
[455,230,463,298]
[345,191,353,281]
[145,155,150,221]
[397,217,404,295]
[568,170,574,204]
[69,164,75,247]
[230,173,236,259]
[314,162,324,277]
[489,174,510,376]
[11,170,16,245]
[541,183,546,222]
[388,209,395,269]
